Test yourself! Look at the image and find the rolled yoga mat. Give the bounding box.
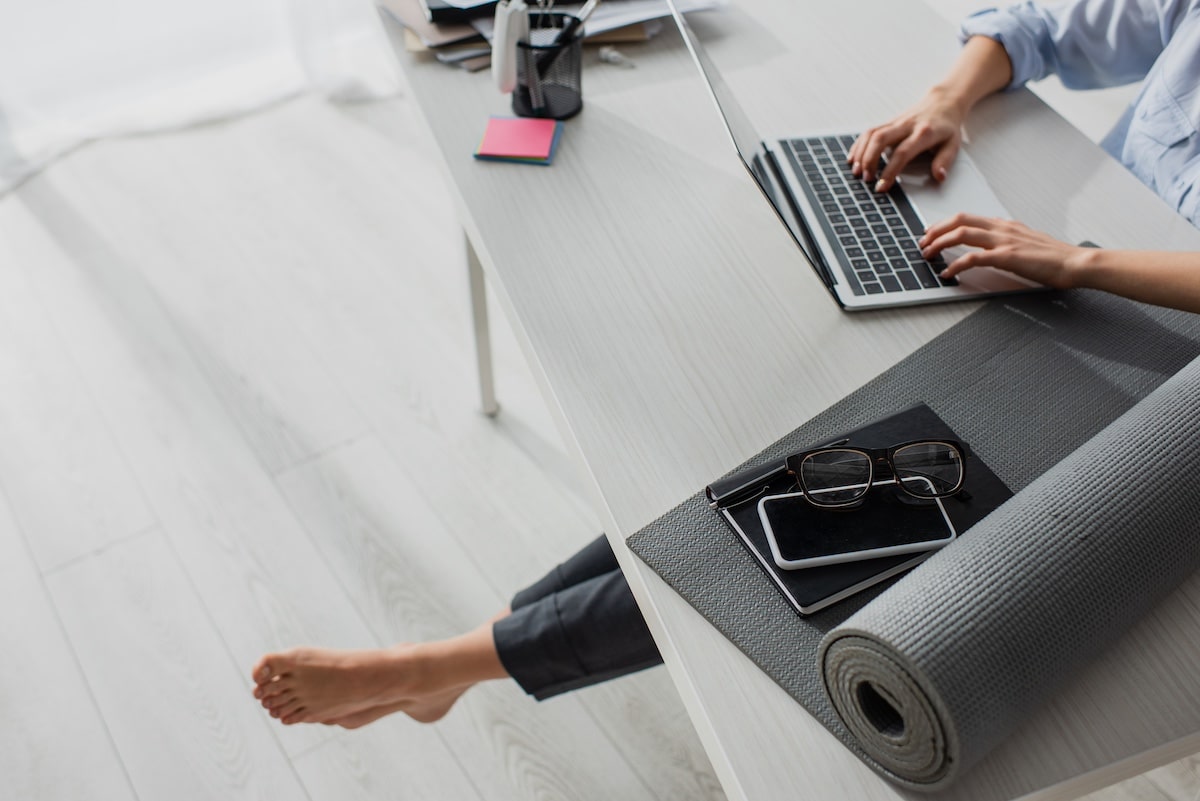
[820,355,1200,791]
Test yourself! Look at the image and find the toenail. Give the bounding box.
[258,666,271,680]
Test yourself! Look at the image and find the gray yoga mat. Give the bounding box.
[821,359,1200,789]
[626,290,1200,791]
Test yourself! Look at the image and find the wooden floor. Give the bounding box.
[0,46,1196,801]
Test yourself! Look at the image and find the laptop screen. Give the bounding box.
[664,0,764,175]
[664,0,825,273]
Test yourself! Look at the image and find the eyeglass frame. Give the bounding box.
[783,439,972,509]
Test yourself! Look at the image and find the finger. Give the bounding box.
[918,213,998,247]
[930,137,960,183]
[848,130,870,170]
[875,125,942,191]
[860,124,907,182]
[848,127,885,174]
[939,250,990,279]
[921,225,999,258]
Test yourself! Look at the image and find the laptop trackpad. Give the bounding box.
[897,152,1038,290]
[897,151,1009,225]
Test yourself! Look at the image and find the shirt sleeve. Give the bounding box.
[959,0,1190,90]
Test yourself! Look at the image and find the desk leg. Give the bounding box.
[466,232,500,417]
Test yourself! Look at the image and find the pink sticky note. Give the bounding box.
[475,116,562,163]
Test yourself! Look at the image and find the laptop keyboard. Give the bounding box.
[785,135,956,296]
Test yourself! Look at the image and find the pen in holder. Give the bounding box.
[513,12,582,120]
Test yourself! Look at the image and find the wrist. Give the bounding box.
[927,83,971,121]
[1062,245,1103,290]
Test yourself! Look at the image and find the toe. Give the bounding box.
[252,659,275,685]
[272,696,302,716]
[263,690,294,710]
[258,676,293,700]
[280,707,308,725]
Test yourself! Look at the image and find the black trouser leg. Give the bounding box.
[493,535,663,700]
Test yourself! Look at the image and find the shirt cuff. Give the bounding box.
[959,5,1047,90]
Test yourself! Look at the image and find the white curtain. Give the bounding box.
[0,0,399,193]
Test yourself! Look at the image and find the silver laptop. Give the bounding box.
[666,1,1043,311]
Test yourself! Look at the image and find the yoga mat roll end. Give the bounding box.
[822,633,959,791]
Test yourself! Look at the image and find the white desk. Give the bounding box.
[382,1,1200,798]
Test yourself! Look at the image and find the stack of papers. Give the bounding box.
[470,0,723,40]
[474,117,564,165]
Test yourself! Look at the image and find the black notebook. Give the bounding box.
[705,404,1011,614]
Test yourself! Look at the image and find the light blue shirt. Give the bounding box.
[961,1,1200,226]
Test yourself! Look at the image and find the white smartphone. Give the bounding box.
[757,477,956,570]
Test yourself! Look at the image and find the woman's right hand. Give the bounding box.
[846,86,968,193]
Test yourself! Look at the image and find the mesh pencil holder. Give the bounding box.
[513,12,583,120]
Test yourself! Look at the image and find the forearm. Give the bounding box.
[1069,249,1200,313]
[933,35,1013,117]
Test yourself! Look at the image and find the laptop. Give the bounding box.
[665,1,1043,311]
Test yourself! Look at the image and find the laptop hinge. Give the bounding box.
[758,145,838,291]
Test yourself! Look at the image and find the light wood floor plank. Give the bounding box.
[15,143,368,477]
[45,531,309,801]
[294,723,486,801]
[0,210,155,572]
[0,488,136,801]
[10,168,382,760]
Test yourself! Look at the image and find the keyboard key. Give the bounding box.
[856,269,875,283]
[851,258,870,271]
[834,224,851,236]
[863,282,884,295]
[910,260,941,288]
[883,246,902,259]
[840,235,857,246]
[846,247,864,258]
[865,213,882,224]
[896,270,920,290]
[829,213,845,224]
[880,275,903,292]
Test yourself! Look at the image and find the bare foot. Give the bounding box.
[252,622,509,728]
[251,644,455,725]
[327,686,470,729]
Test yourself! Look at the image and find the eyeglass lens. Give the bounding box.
[800,449,872,505]
[891,442,963,497]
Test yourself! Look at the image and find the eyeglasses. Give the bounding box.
[784,439,971,508]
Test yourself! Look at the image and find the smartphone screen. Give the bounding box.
[759,480,954,568]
